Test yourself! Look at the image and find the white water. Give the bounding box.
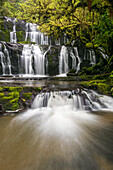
[21,44,48,75]
[10,18,17,43]
[70,49,76,69]
[99,47,108,59]
[0,44,12,75]
[89,50,96,65]
[74,47,81,72]
[1,89,113,170]
[59,46,69,74]
[25,23,49,45]
[1,18,98,76]
[84,49,96,65]
[32,89,113,111]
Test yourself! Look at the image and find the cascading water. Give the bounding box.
[0,44,12,75]
[32,89,113,111]
[0,88,113,170]
[10,18,17,43]
[59,46,69,75]
[21,44,34,75]
[84,49,96,65]
[20,44,48,76]
[89,49,96,65]
[0,17,98,76]
[25,23,49,45]
[99,47,108,59]
[74,47,81,72]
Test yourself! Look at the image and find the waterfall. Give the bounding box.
[0,52,5,75]
[89,50,96,65]
[74,47,81,72]
[1,89,113,170]
[59,46,69,75]
[99,47,108,59]
[0,44,12,75]
[21,44,34,75]
[25,23,49,45]
[0,17,98,76]
[84,49,96,65]
[32,45,45,75]
[20,44,48,75]
[70,49,76,69]
[10,18,17,43]
[32,89,113,111]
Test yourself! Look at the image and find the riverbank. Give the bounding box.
[0,85,42,114]
[0,73,113,114]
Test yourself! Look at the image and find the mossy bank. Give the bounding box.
[0,86,42,114]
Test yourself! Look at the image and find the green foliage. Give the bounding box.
[0,91,20,111]
[93,11,113,56]
[22,92,32,100]
[0,0,113,69]
[81,79,111,95]
[85,42,93,48]
[0,87,3,92]
[0,86,42,112]
[8,86,23,92]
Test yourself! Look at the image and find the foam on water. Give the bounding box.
[1,89,113,170]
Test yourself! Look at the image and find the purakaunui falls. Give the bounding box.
[0,17,113,170]
[0,17,96,77]
[0,88,113,170]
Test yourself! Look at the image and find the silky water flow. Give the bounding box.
[0,89,113,170]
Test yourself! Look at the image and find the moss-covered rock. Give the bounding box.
[81,80,111,95]
[47,46,59,76]
[0,90,20,111]
[85,43,93,49]
[0,86,42,113]
[22,92,32,100]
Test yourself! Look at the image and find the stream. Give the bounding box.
[0,83,113,170]
[0,15,113,170]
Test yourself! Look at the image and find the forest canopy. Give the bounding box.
[0,0,113,56]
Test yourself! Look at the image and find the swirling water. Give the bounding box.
[0,89,113,170]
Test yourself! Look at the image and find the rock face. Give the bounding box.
[0,17,26,42]
[0,104,4,114]
[0,17,97,76]
[46,46,60,76]
[0,41,23,75]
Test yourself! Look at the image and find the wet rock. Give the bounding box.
[0,104,4,114]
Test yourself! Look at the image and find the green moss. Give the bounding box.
[0,86,42,112]
[97,83,110,95]
[0,93,4,97]
[94,44,99,48]
[0,87,3,92]
[111,88,113,96]
[10,98,19,104]
[32,87,42,92]
[38,87,41,91]
[18,41,36,44]
[0,90,20,111]
[85,43,93,48]
[16,31,25,42]
[81,80,111,95]
[22,92,32,100]
[8,86,23,92]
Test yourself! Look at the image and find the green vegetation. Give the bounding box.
[0,0,112,70]
[22,92,32,100]
[0,0,113,104]
[0,86,42,112]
